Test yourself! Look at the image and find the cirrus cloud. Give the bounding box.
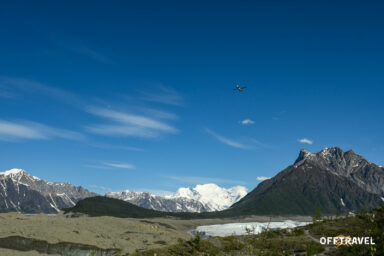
[206,128,249,149]
[85,106,178,138]
[0,120,84,141]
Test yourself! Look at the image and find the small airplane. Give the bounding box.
[233,85,247,92]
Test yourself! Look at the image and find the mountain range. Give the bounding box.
[0,168,247,214]
[0,169,96,213]
[106,184,247,212]
[3,147,384,216]
[66,147,384,218]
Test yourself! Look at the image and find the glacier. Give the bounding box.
[193,220,310,237]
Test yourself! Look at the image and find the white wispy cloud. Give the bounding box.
[87,107,176,131]
[168,176,247,185]
[241,119,255,125]
[103,162,135,169]
[141,86,184,106]
[85,106,178,138]
[298,138,313,145]
[256,176,271,181]
[88,142,144,152]
[0,120,84,141]
[85,162,135,170]
[57,41,110,63]
[0,77,81,106]
[206,128,249,149]
[143,108,178,120]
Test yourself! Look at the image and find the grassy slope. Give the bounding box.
[131,205,384,256]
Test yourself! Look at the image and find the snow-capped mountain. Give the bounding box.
[0,169,97,213]
[107,184,248,212]
[171,184,248,211]
[106,190,209,212]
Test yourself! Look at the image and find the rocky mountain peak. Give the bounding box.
[0,168,26,177]
[0,168,96,213]
[292,147,384,196]
[231,147,384,215]
[294,147,363,168]
[294,149,313,164]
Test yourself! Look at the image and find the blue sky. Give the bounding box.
[0,0,383,194]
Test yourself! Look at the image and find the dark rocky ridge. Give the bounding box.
[229,147,384,215]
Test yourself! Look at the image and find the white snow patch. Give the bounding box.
[340,198,345,207]
[49,203,60,212]
[194,221,310,237]
[381,197,384,202]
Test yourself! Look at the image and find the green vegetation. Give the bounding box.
[312,206,322,222]
[130,205,384,256]
[307,204,384,256]
[130,229,323,256]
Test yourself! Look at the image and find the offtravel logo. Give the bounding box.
[320,235,375,247]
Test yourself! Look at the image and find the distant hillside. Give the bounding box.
[63,196,203,219]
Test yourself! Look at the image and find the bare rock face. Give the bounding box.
[0,169,97,213]
[294,147,384,196]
